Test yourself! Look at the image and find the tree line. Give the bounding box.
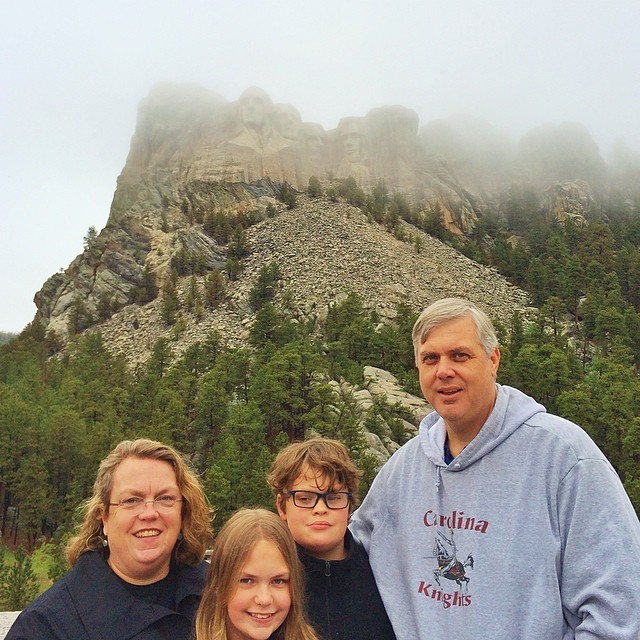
[1,291,418,550]
[1,177,640,606]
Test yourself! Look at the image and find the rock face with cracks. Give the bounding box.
[76,194,530,369]
[28,84,538,466]
[33,84,497,342]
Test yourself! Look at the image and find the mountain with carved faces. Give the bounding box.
[31,83,637,361]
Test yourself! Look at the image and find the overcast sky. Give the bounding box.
[1,0,639,333]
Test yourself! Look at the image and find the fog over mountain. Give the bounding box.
[1,0,639,332]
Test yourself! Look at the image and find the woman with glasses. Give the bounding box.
[6,438,213,640]
[267,438,396,640]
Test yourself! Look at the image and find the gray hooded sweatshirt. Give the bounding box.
[350,384,640,639]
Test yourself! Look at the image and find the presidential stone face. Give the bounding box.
[237,87,273,130]
[338,117,365,160]
[274,104,302,141]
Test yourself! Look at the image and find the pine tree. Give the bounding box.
[307,176,322,198]
[203,270,226,308]
[184,275,201,312]
[248,262,282,311]
[83,225,98,251]
[0,547,39,610]
[160,273,180,326]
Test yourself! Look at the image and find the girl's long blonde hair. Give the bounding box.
[195,508,319,640]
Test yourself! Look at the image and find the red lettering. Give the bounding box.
[423,509,489,533]
[417,581,432,596]
[417,582,473,608]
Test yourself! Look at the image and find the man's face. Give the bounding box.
[277,466,349,561]
[240,94,267,127]
[341,129,362,159]
[416,315,500,441]
[274,107,301,140]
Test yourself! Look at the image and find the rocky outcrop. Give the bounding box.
[83,194,530,368]
[363,366,431,422]
[314,366,430,466]
[32,84,536,346]
[543,180,593,224]
[109,84,485,228]
[33,180,276,339]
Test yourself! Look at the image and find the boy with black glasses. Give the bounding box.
[267,438,396,640]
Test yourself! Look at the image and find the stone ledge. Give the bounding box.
[0,611,19,639]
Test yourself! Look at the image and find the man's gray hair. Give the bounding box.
[412,298,498,363]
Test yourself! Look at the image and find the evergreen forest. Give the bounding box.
[1,178,640,608]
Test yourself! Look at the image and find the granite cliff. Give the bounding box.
[110,83,483,231]
[33,83,540,354]
[84,194,530,367]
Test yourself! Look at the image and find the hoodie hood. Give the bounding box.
[419,384,546,470]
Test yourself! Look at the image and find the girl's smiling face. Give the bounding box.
[226,539,291,640]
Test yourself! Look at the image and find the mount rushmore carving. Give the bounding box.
[112,83,480,233]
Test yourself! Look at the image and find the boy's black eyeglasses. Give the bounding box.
[287,490,352,510]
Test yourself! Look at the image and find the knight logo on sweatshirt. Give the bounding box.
[421,527,475,607]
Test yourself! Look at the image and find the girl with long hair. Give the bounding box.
[196,508,319,640]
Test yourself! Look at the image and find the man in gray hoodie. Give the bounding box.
[350,297,640,639]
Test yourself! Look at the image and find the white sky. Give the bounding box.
[1,0,639,332]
